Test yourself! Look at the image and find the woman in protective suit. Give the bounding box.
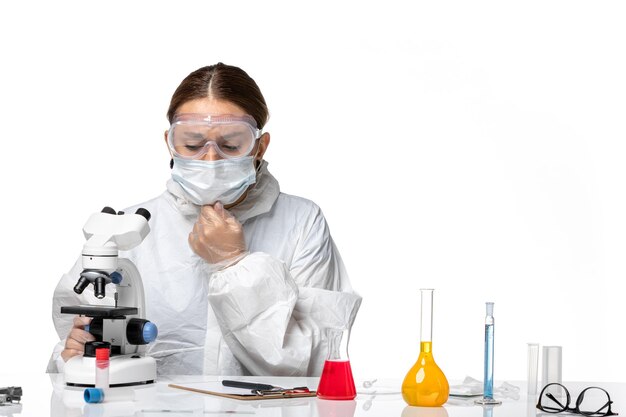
[48,63,361,376]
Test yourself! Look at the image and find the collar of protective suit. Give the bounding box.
[165,159,281,224]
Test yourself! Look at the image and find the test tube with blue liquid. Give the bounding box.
[475,302,502,406]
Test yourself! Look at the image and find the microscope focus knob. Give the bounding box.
[126,318,158,345]
[110,271,123,284]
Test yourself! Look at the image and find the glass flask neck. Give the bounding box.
[325,328,350,361]
[420,288,434,343]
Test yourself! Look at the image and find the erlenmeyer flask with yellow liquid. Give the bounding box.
[402,288,449,407]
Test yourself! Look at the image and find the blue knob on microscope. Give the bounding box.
[143,322,158,343]
[110,271,123,284]
[126,319,158,344]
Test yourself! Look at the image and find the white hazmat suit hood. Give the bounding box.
[49,160,361,376]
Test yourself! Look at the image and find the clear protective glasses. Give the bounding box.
[168,113,262,160]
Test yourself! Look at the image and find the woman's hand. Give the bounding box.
[61,316,95,362]
[189,202,247,268]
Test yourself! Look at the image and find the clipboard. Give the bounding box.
[168,382,317,401]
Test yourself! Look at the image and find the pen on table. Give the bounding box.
[221,380,278,391]
[140,410,255,415]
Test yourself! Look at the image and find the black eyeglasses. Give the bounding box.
[536,383,618,416]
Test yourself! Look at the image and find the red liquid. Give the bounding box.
[317,360,356,400]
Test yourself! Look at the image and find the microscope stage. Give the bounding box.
[61,305,139,317]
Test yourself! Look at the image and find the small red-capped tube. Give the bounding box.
[95,347,110,389]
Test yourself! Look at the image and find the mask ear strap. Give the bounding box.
[170,158,174,169]
[253,137,263,172]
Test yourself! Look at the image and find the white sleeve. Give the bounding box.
[47,256,83,373]
[47,339,67,373]
[207,206,361,376]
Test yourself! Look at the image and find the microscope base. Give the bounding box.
[64,354,157,387]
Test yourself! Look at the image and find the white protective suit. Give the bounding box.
[48,161,362,376]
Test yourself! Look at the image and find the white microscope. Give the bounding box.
[61,206,158,387]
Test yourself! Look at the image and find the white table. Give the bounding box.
[1,374,624,416]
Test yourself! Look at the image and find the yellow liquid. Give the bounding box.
[402,341,450,407]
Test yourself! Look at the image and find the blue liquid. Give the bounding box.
[483,323,494,399]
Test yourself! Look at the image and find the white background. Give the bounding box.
[0,1,624,383]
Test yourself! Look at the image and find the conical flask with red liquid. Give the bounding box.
[316,328,356,400]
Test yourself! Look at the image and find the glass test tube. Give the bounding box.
[542,346,562,397]
[95,347,110,389]
[475,302,502,406]
[484,302,495,399]
[527,343,539,397]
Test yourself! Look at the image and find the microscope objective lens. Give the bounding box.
[94,276,106,299]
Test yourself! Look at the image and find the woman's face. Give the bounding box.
[165,97,269,162]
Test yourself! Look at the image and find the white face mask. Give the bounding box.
[171,156,257,206]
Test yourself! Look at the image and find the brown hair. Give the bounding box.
[166,63,269,129]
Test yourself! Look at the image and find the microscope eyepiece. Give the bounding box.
[94,276,107,299]
[73,276,90,294]
[135,208,151,221]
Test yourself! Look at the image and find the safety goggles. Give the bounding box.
[168,114,262,160]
